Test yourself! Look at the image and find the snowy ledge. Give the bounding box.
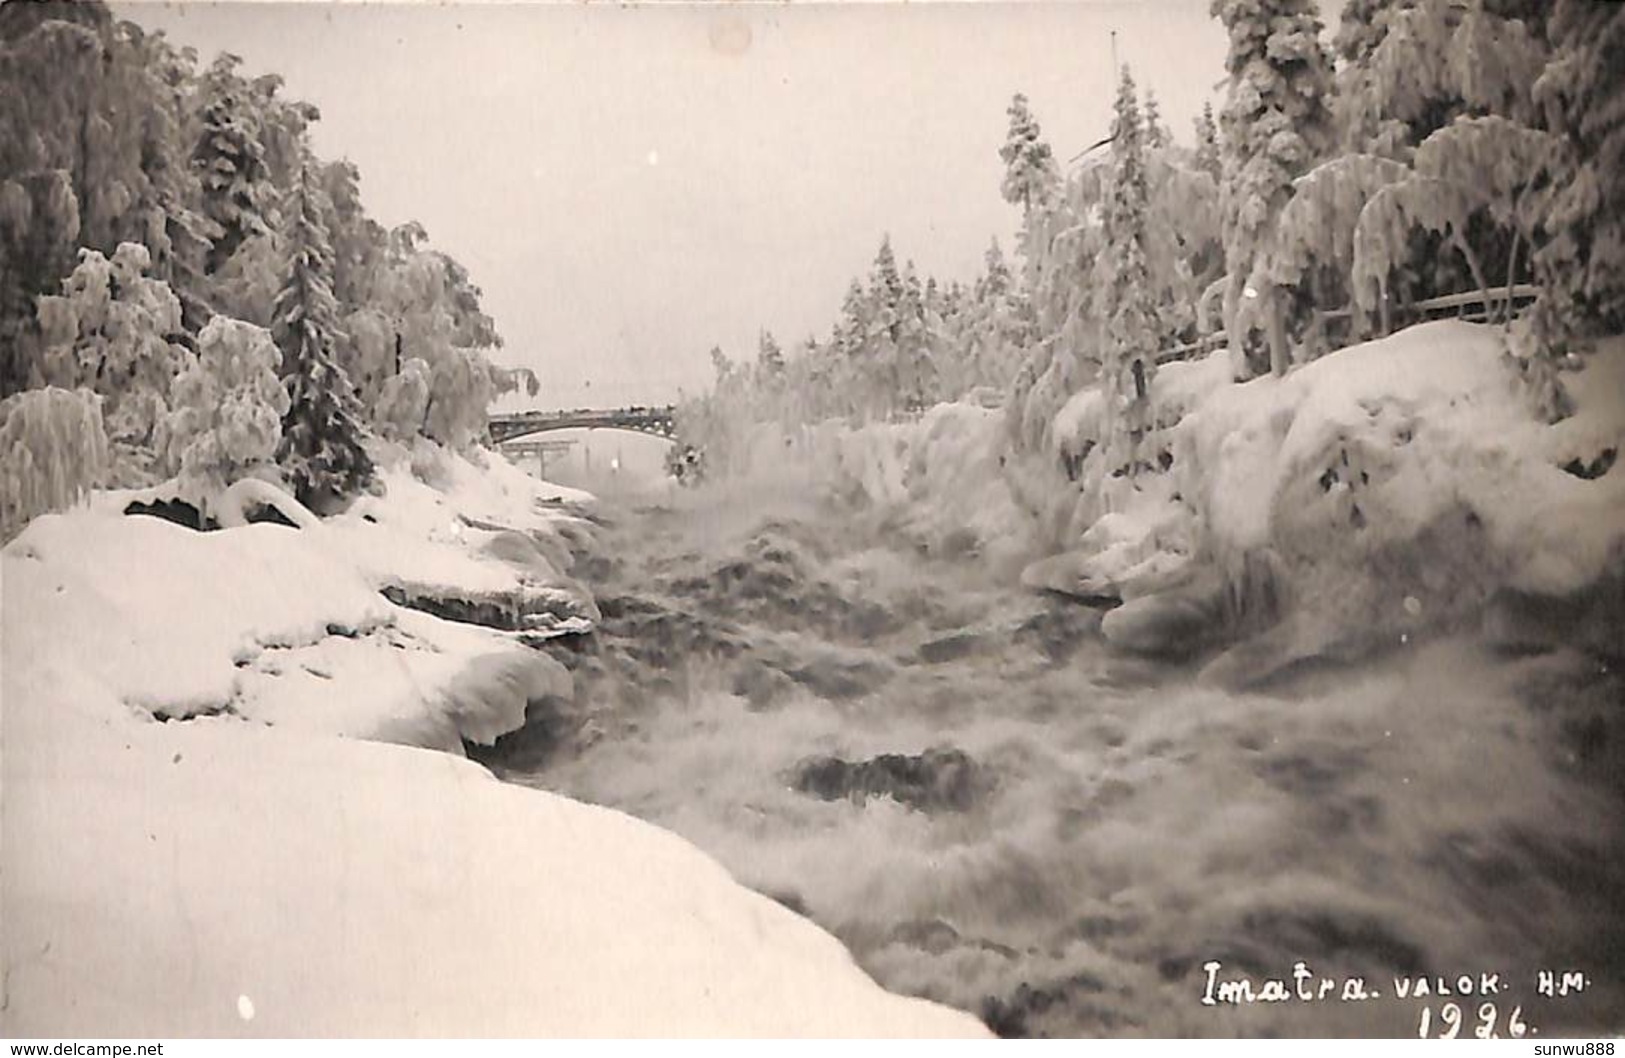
[0,452,988,1037]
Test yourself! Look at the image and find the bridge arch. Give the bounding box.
[488,405,681,445]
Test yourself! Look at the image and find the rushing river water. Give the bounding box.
[484,481,1625,1038]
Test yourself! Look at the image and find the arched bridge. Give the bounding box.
[488,404,679,444]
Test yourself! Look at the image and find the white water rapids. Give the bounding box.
[483,481,1624,1038]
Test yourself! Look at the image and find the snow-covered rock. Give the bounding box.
[2,508,562,750]
[325,457,600,638]
[1178,322,1625,681]
[1032,322,1625,676]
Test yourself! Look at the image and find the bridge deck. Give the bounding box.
[488,405,679,443]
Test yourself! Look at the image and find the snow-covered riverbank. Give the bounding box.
[0,445,988,1038]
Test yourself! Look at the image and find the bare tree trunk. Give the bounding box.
[1452,233,1492,321]
[1224,271,1250,382]
[1266,282,1290,377]
[1502,231,1521,325]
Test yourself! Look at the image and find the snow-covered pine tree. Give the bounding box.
[1531,0,1625,341]
[1000,92,1063,297]
[271,161,372,511]
[1,7,214,383]
[896,260,936,412]
[1338,0,1547,160]
[863,236,904,418]
[1335,0,1408,66]
[999,93,1059,215]
[755,329,786,421]
[1194,102,1222,184]
[1098,67,1162,479]
[1143,87,1171,150]
[757,329,785,376]
[192,53,273,275]
[321,159,386,311]
[1212,0,1337,378]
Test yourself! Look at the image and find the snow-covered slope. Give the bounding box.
[1036,321,1625,677]
[0,451,988,1038]
[1,697,983,1036]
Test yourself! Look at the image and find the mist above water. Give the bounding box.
[497,475,1625,1038]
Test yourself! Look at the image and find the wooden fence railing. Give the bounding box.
[1156,283,1540,366]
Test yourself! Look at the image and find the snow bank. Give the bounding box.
[329,455,600,637]
[1180,321,1625,595]
[2,508,564,750]
[0,663,985,1037]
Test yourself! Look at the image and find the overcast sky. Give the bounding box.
[116,1,1236,410]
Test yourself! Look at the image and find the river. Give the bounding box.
[479,477,1625,1038]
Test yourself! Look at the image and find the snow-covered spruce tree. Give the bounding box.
[1212,0,1337,379]
[0,385,109,542]
[1097,68,1162,480]
[1000,92,1062,294]
[1193,102,1222,184]
[192,53,273,275]
[999,93,1059,215]
[1,8,213,387]
[1530,0,1625,346]
[271,163,372,511]
[1143,87,1171,150]
[1334,0,1408,68]
[896,260,939,412]
[320,159,387,311]
[859,236,904,419]
[757,329,785,377]
[970,238,1037,394]
[156,315,289,511]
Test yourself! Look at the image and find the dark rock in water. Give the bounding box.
[790,746,987,813]
[980,972,1116,1039]
[731,659,797,710]
[1012,607,1102,663]
[1019,550,1121,605]
[596,595,748,670]
[782,653,893,700]
[1483,578,1625,660]
[1093,654,1176,689]
[888,918,1020,959]
[917,631,984,664]
[1100,587,1223,658]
